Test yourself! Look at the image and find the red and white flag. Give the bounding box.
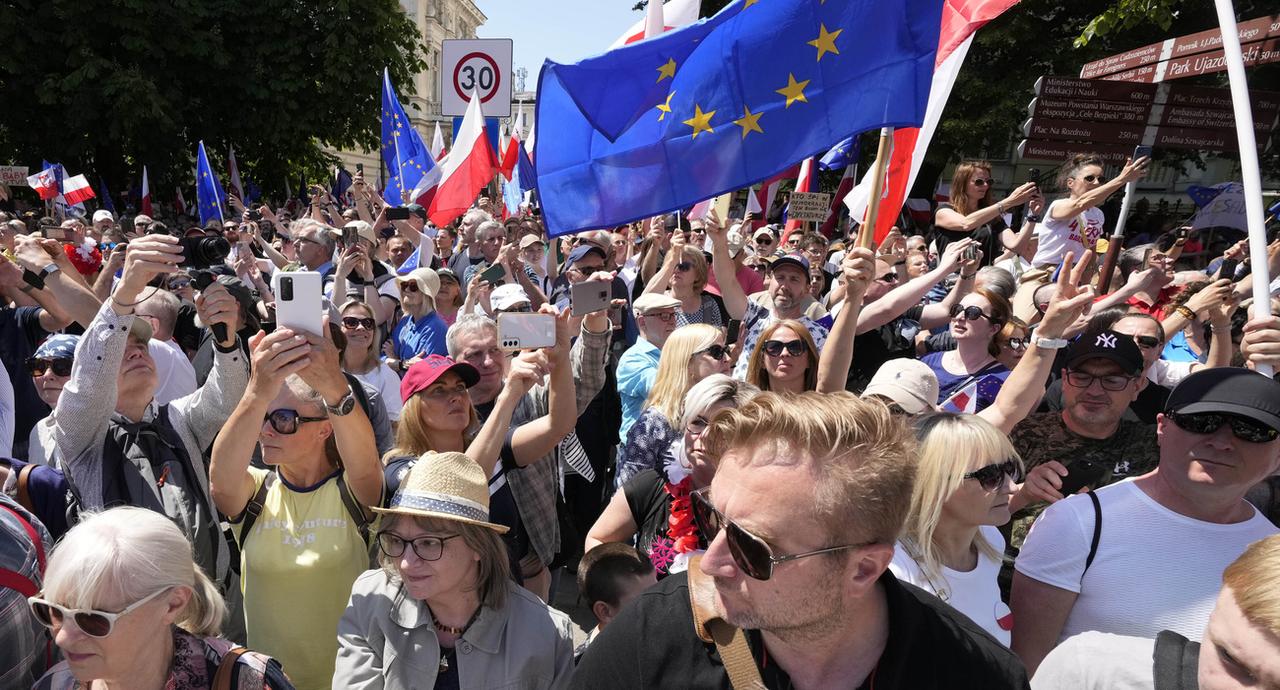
[426,92,497,227]
[430,122,446,161]
[141,166,153,216]
[745,163,800,225]
[26,167,60,200]
[174,187,187,215]
[845,0,1020,244]
[227,145,245,201]
[782,157,817,238]
[61,174,96,205]
[498,133,521,181]
[610,0,700,47]
[820,165,859,237]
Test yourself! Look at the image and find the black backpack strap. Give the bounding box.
[1083,490,1102,575]
[1152,630,1199,690]
[236,472,275,548]
[336,473,374,548]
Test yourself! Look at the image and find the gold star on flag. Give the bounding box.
[733,106,763,138]
[656,58,677,83]
[776,73,810,108]
[656,91,676,121]
[743,0,759,7]
[682,104,716,139]
[807,24,842,61]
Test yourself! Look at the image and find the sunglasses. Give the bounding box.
[1132,334,1161,349]
[762,339,806,357]
[755,238,775,245]
[691,489,867,580]
[1077,174,1107,184]
[876,272,899,284]
[963,459,1023,491]
[26,357,72,377]
[341,316,376,330]
[499,305,533,313]
[376,531,461,562]
[949,304,994,322]
[696,344,728,360]
[1064,370,1136,392]
[263,408,328,434]
[1167,412,1279,444]
[675,261,693,272]
[971,178,993,186]
[29,587,170,638]
[167,279,191,290]
[1004,337,1027,351]
[399,281,420,293]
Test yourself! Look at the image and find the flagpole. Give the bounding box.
[1098,176,1138,294]
[1213,0,1272,376]
[858,127,894,250]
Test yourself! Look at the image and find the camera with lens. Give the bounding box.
[179,235,231,268]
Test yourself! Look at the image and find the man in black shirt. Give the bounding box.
[572,392,1029,689]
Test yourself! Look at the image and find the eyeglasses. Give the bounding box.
[876,272,899,284]
[971,178,993,186]
[949,304,994,322]
[696,344,728,360]
[691,488,868,580]
[1076,174,1107,184]
[1004,337,1027,351]
[399,281,420,293]
[420,383,469,402]
[341,316,376,330]
[167,279,191,290]
[263,409,328,434]
[1167,412,1279,444]
[644,310,677,323]
[29,587,171,638]
[686,415,713,436]
[376,531,462,561]
[26,357,72,377]
[675,261,693,272]
[498,305,533,313]
[963,459,1023,491]
[1064,370,1136,392]
[1132,334,1161,350]
[762,339,806,357]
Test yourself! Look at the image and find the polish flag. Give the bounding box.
[61,174,96,205]
[782,157,816,238]
[498,133,521,181]
[845,0,1020,244]
[175,187,187,215]
[610,0,700,47]
[745,163,800,226]
[227,145,245,200]
[426,92,497,227]
[141,166,153,216]
[26,167,60,200]
[430,122,446,161]
[820,165,859,238]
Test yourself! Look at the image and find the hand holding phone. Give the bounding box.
[271,271,324,336]
[570,279,611,317]
[1058,458,1107,497]
[497,313,556,351]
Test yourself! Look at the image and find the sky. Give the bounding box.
[475,0,645,91]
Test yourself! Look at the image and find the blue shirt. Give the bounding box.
[921,352,1010,410]
[616,338,662,442]
[1161,330,1203,364]
[390,311,449,361]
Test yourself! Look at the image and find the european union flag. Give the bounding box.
[1186,184,1226,209]
[195,141,226,226]
[333,168,353,201]
[534,0,942,237]
[818,135,860,171]
[381,68,433,206]
[98,177,116,214]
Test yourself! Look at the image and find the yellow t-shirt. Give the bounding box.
[235,467,374,690]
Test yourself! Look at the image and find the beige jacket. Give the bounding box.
[334,569,576,690]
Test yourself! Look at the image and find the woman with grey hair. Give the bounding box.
[335,451,575,688]
[30,507,294,689]
[585,374,759,577]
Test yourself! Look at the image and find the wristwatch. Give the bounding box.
[39,263,60,279]
[324,386,358,417]
[1031,334,1069,350]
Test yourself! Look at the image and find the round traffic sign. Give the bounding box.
[452,52,502,104]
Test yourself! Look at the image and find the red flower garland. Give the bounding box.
[665,476,700,554]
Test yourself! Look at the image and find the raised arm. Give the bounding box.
[857,238,972,333]
[509,307,579,466]
[641,232,684,296]
[173,280,250,451]
[1049,156,1149,220]
[918,249,980,330]
[209,329,312,518]
[465,349,550,476]
[936,182,1037,232]
[706,211,747,319]
[816,247,874,393]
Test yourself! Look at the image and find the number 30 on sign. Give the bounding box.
[441,38,513,118]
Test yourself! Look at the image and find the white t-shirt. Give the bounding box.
[1031,200,1104,267]
[890,525,1013,646]
[350,363,404,421]
[1031,631,1157,690]
[1016,478,1278,642]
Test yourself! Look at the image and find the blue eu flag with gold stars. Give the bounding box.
[534,0,943,237]
[196,140,226,226]
[381,68,433,206]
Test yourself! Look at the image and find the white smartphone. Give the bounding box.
[497,313,556,351]
[271,271,324,336]
[570,279,611,317]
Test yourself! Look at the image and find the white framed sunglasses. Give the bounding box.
[28,587,171,638]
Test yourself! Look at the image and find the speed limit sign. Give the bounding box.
[441,39,513,118]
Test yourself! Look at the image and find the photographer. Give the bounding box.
[47,233,248,582]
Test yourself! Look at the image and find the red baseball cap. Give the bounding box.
[400,355,480,403]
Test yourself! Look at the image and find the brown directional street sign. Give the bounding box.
[1080,15,1280,79]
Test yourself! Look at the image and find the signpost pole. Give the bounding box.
[1213,0,1273,376]
[1098,178,1136,294]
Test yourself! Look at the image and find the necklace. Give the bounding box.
[431,605,481,636]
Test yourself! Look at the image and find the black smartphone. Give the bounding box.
[726,319,742,345]
[1218,258,1239,281]
[355,163,364,175]
[1058,458,1107,496]
[479,262,506,284]
[245,209,262,222]
[386,207,412,221]
[963,245,978,261]
[1133,145,1153,160]
[1026,168,1041,184]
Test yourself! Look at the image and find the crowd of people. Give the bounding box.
[0,151,1278,690]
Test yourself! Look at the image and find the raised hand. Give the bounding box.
[1037,250,1097,338]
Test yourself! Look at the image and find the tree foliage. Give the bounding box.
[0,0,425,200]
[1075,0,1182,47]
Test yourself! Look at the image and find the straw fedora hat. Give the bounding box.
[373,451,509,533]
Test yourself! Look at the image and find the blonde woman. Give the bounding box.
[30,507,294,690]
[889,412,1023,646]
[614,324,729,488]
[743,319,819,393]
[642,235,724,328]
[933,160,1040,265]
